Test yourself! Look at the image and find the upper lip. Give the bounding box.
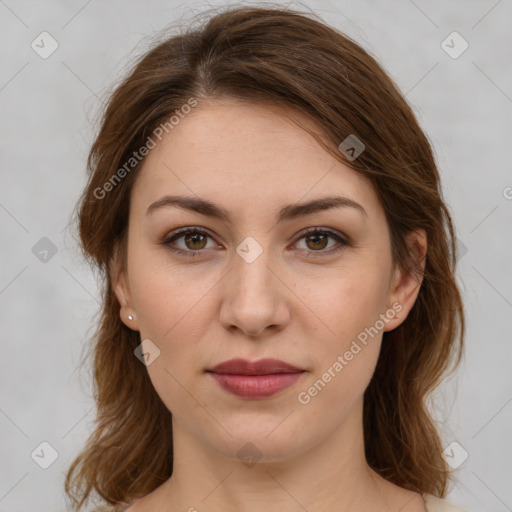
[207,358,304,375]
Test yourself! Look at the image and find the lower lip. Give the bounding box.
[208,372,304,398]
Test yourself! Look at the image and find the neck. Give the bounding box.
[148,398,420,512]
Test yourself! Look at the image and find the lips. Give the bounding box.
[207,358,305,398]
[208,358,303,375]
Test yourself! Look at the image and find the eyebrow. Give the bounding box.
[146,194,367,222]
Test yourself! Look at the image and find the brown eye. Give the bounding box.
[162,227,349,260]
[294,228,349,257]
[183,232,208,250]
[162,228,216,258]
[305,233,329,251]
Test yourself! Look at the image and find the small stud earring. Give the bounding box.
[128,315,134,320]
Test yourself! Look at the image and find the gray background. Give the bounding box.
[1,1,511,511]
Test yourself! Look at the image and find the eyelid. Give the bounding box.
[161,226,350,258]
[161,226,218,251]
[297,226,350,245]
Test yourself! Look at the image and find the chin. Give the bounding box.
[205,426,314,466]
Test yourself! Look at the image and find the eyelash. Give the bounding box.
[160,226,350,260]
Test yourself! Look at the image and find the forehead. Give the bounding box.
[130,99,379,219]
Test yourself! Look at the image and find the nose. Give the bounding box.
[219,241,290,338]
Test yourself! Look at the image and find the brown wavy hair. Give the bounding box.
[65,4,465,510]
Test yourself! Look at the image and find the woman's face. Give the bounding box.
[113,99,423,463]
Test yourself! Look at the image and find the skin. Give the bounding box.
[112,98,428,512]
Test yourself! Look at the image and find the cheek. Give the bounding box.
[303,263,391,343]
[129,254,217,342]
[296,282,384,420]
[128,265,210,417]
[295,266,389,402]
[297,339,381,433]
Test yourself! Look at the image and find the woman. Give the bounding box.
[66,6,468,512]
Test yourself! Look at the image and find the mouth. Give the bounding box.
[207,357,304,375]
[206,358,306,399]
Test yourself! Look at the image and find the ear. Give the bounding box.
[383,229,427,332]
[110,242,139,331]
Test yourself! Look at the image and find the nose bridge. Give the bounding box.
[233,234,277,305]
[219,234,288,336]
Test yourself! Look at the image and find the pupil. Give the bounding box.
[309,234,327,250]
[187,233,205,249]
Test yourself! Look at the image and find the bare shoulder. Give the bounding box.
[122,495,154,512]
[423,493,470,512]
[91,504,137,512]
[120,481,169,511]
[375,477,428,512]
[396,489,430,511]
[123,500,142,512]
[92,499,140,512]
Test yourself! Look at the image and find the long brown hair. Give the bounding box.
[66,5,465,510]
